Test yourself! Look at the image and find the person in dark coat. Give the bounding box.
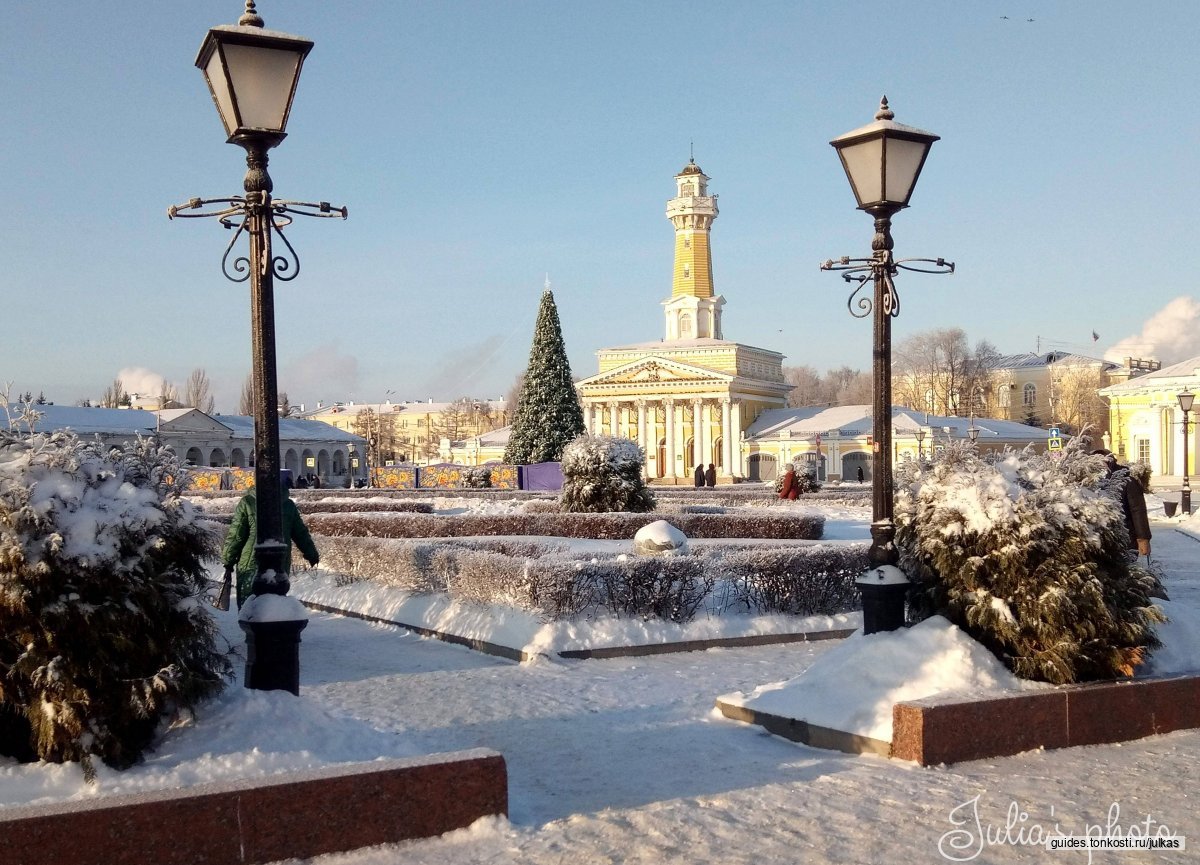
[778,465,798,500]
[694,464,705,488]
[221,476,320,608]
[705,463,717,487]
[856,465,865,483]
[1094,450,1151,556]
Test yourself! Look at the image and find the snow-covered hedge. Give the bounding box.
[314,535,864,620]
[895,440,1166,684]
[305,510,825,540]
[0,429,231,777]
[561,435,655,513]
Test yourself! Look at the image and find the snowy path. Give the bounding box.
[283,523,1200,865]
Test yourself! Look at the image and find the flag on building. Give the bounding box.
[1092,330,1100,342]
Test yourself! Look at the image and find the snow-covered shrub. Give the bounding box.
[1128,460,1152,493]
[773,463,823,495]
[0,430,231,777]
[462,467,492,489]
[560,435,655,513]
[894,440,1166,684]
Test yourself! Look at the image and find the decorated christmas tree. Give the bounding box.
[894,439,1165,684]
[0,426,231,778]
[503,287,585,464]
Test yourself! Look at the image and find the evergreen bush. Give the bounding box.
[560,435,656,513]
[894,440,1166,684]
[0,429,231,777]
[773,462,823,495]
[462,466,493,489]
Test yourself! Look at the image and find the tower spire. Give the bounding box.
[663,158,723,341]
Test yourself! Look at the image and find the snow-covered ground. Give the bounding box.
[3,501,1197,865]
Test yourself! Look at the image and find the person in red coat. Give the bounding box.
[778,465,799,500]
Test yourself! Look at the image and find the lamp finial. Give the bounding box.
[239,0,264,27]
[875,96,894,121]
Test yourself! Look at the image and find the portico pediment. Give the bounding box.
[577,356,734,391]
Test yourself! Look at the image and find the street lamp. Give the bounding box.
[915,426,927,461]
[169,1,346,693]
[821,97,953,634]
[1180,388,1194,515]
[347,442,357,488]
[968,424,979,446]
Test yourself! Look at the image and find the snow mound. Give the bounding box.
[633,519,688,555]
[726,616,1045,741]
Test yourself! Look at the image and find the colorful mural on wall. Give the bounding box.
[418,463,465,489]
[370,465,417,489]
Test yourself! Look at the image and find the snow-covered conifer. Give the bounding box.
[0,430,231,777]
[503,288,585,465]
[560,435,655,513]
[894,439,1165,684]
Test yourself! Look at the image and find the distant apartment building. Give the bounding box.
[298,399,508,467]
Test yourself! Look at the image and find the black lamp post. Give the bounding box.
[821,97,953,634]
[1180,388,1194,515]
[170,0,346,693]
[968,424,980,447]
[915,426,926,461]
[347,442,358,488]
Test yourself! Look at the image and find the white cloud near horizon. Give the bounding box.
[115,366,168,398]
[1104,296,1200,366]
[279,343,360,407]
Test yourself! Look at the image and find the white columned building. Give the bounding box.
[576,160,792,483]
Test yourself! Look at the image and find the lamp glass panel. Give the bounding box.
[883,137,929,204]
[204,50,238,137]
[222,43,302,132]
[837,137,883,206]
[1181,391,1196,412]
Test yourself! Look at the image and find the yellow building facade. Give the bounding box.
[1099,354,1199,482]
[576,161,791,482]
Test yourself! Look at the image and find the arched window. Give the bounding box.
[1023,383,1037,407]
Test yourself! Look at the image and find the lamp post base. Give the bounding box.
[240,618,308,695]
[856,565,909,635]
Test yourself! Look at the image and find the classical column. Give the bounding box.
[721,397,733,474]
[731,400,743,477]
[665,399,677,478]
[692,399,704,467]
[637,398,648,450]
[582,402,593,435]
[609,400,619,437]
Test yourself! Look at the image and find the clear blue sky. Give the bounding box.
[2,1,1196,412]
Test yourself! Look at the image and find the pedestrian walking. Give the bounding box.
[694,464,705,488]
[705,463,717,487]
[1093,449,1151,557]
[220,473,320,608]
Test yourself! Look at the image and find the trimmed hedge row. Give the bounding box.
[305,511,825,541]
[313,535,866,621]
[296,501,435,515]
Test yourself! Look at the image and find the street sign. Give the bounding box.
[1048,437,1063,451]
[1049,427,1061,438]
